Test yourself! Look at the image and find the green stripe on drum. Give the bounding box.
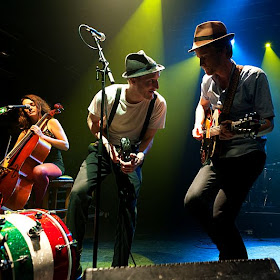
[0,219,33,280]
[4,213,54,280]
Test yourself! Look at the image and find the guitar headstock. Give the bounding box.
[49,103,64,117]
[231,112,264,136]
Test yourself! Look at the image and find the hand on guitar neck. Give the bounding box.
[219,120,237,140]
[199,111,263,164]
[201,111,262,141]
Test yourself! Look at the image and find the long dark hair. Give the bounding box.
[18,94,51,130]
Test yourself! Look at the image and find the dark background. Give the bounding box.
[1,0,280,234]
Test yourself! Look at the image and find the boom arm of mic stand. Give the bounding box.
[107,67,115,84]
[94,37,115,85]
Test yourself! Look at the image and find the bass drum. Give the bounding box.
[0,209,76,280]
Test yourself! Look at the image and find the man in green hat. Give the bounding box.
[67,50,166,278]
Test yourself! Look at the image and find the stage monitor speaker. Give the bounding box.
[83,258,280,280]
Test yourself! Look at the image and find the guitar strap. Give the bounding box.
[201,64,243,163]
[219,64,243,123]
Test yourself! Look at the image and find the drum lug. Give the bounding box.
[0,217,6,225]
[0,233,8,246]
[15,255,29,264]
[0,234,11,270]
[28,220,43,238]
[0,258,12,270]
[35,212,43,219]
[55,239,78,251]
[71,239,78,247]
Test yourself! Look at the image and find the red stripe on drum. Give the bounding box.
[32,209,73,280]
[19,209,75,280]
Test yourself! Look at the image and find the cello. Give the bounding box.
[0,103,63,210]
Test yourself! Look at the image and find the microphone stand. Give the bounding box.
[92,36,115,269]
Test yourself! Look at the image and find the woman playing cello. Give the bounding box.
[14,94,69,208]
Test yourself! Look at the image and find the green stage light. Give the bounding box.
[265,42,271,48]
[156,56,201,160]
[142,55,201,200]
[262,44,280,164]
[262,45,280,91]
[262,45,280,127]
[105,0,164,82]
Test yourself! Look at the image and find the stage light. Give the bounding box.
[231,39,235,46]
[105,0,164,74]
[265,42,271,48]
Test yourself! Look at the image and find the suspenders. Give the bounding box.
[107,87,157,142]
[107,87,122,129]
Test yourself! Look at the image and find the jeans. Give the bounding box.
[184,151,266,260]
[66,143,142,267]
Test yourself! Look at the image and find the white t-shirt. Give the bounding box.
[88,84,167,145]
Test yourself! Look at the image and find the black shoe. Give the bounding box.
[76,264,83,280]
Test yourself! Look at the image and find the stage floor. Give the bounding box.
[80,221,280,271]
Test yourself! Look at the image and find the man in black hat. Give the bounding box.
[184,21,274,260]
[67,50,166,277]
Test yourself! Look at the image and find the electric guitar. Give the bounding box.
[200,109,263,164]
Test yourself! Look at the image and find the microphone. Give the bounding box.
[7,105,31,109]
[84,25,106,42]
[0,104,30,114]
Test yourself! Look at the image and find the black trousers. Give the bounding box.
[184,150,266,260]
[66,143,142,267]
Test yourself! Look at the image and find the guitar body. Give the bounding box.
[200,109,262,165]
[200,108,220,164]
[200,136,216,165]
